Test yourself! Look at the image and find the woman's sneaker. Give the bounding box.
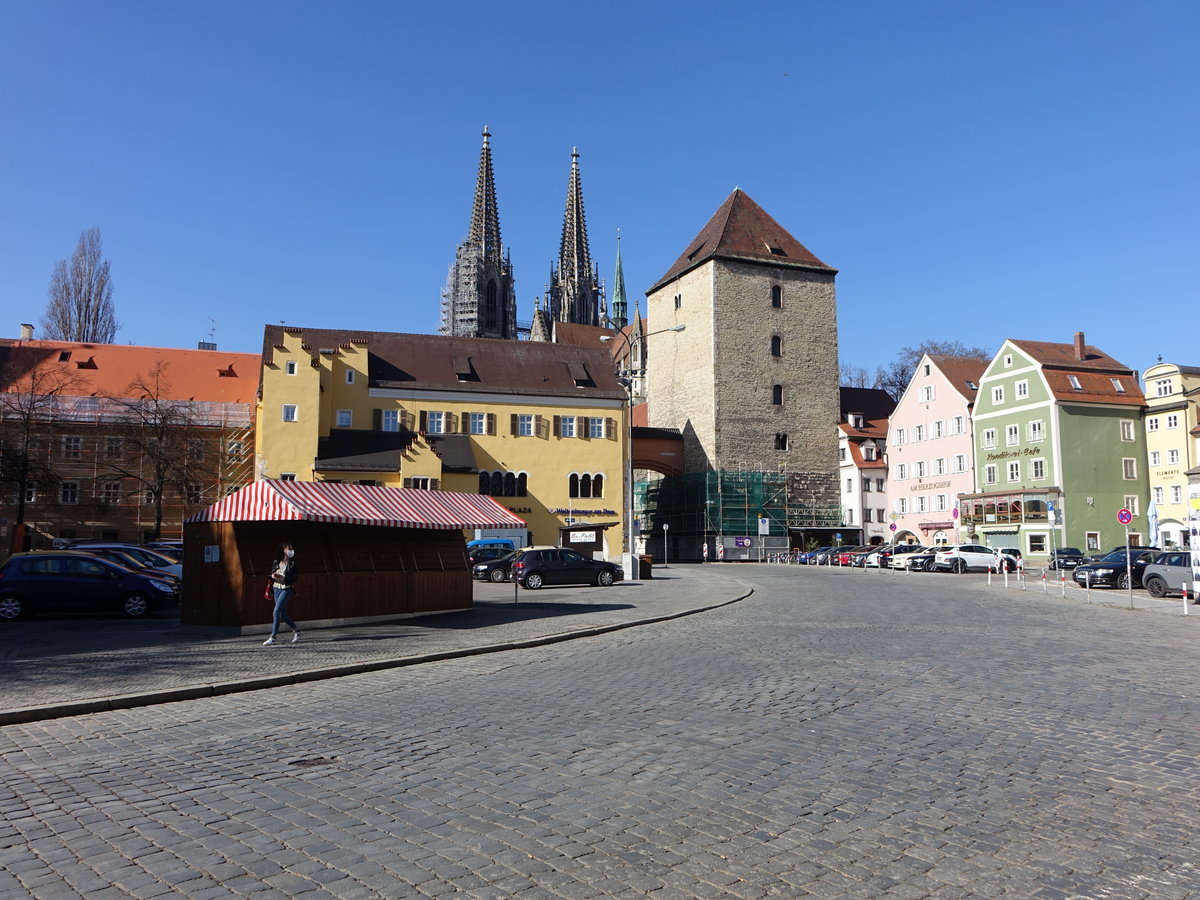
[292,631,301,643]
[262,636,276,645]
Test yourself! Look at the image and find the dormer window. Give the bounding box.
[1068,375,1082,391]
[848,413,864,428]
[1111,378,1125,393]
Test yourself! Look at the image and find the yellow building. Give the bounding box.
[1142,362,1200,549]
[255,326,629,557]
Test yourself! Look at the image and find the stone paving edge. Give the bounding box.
[0,582,755,726]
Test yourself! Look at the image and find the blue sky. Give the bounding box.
[1,1,1196,377]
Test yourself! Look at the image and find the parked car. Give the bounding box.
[1141,551,1196,599]
[934,544,999,573]
[1085,545,1159,563]
[0,551,180,620]
[508,547,624,590]
[864,547,893,568]
[468,545,515,565]
[835,546,870,566]
[810,547,837,565]
[1046,548,1085,570]
[888,545,928,570]
[993,547,1023,572]
[75,547,181,586]
[900,548,939,572]
[68,542,183,579]
[847,547,876,567]
[1072,549,1158,589]
[472,550,518,583]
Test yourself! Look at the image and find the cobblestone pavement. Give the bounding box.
[1,565,1198,898]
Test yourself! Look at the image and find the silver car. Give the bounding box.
[1141,551,1197,599]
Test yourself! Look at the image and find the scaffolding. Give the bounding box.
[635,468,843,560]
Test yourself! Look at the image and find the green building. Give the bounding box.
[959,333,1148,561]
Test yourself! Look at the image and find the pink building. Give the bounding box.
[887,355,988,545]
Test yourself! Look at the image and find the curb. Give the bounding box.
[0,585,754,726]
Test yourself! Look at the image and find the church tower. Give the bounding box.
[610,232,629,331]
[440,127,518,339]
[546,149,605,328]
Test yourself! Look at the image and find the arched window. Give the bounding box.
[580,474,593,498]
[516,472,528,497]
[772,384,783,406]
[479,472,491,495]
[504,472,517,497]
[490,471,504,496]
[591,473,603,497]
[771,335,783,357]
[569,473,580,498]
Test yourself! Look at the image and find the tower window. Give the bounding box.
[774,433,789,451]
[770,335,783,357]
[674,293,682,310]
[772,384,783,406]
[771,286,783,308]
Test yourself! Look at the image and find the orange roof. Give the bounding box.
[0,339,260,403]
[927,355,989,402]
[554,321,615,347]
[1007,338,1144,406]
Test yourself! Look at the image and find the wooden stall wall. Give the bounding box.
[183,521,472,630]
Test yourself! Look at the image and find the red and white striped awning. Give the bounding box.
[186,480,526,530]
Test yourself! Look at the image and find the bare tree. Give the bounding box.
[0,348,86,547]
[42,228,118,343]
[873,339,994,400]
[839,361,887,389]
[103,363,218,540]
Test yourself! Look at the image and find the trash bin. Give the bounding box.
[638,554,653,579]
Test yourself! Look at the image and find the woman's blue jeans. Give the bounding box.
[271,586,297,636]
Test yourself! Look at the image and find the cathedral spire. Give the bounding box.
[611,229,628,330]
[440,127,517,339]
[468,125,502,265]
[547,148,603,327]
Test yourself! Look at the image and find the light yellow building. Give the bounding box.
[255,326,629,557]
[1142,362,1200,549]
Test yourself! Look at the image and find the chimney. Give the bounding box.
[19,323,33,340]
[1073,331,1085,360]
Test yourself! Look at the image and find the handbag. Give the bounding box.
[264,578,273,601]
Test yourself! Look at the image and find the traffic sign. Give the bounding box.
[1117,508,1133,525]
[889,523,897,532]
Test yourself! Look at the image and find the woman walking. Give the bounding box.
[263,542,300,645]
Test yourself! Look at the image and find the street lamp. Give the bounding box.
[601,324,685,581]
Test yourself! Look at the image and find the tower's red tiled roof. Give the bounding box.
[649,189,834,292]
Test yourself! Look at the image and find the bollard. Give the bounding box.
[988,565,993,586]
[1003,564,1009,589]
[1060,569,1066,597]
[1085,571,1091,603]
[1042,571,1048,594]
[1184,581,1190,616]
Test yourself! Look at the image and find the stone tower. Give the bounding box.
[439,127,518,339]
[644,188,841,507]
[546,149,605,328]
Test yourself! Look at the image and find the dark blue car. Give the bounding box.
[0,551,180,620]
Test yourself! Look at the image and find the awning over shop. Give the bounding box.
[186,479,526,530]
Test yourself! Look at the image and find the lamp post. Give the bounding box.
[601,324,685,581]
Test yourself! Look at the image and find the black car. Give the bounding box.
[472,550,518,583]
[468,545,514,565]
[74,547,181,585]
[508,547,624,590]
[1072,549,1158,589]
[1047,548,1085,570]
[0,551,180,620]
[902,549,938,572]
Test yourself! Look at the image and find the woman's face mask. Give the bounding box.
[285,549,294,558]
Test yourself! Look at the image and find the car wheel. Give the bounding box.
[0,595,23,621]
[524,572,544,590]
[1145,575,1167,599]
[1116,572,1130,590]
[489,568,507,583]
[953,559,966,574]
[1048,560,1057,571]
[597,569,615,587]
[122,593,150,617]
